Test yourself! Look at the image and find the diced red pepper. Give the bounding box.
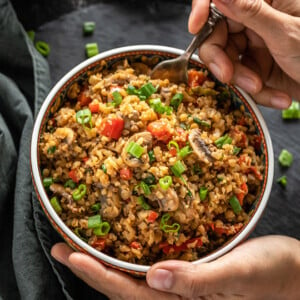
[78,91,92,106]
[212,223,243,236]
[82,157,89,163]
[119,168,133,180]
[147,211,159,223]
[169,147,177,156]
[187,70,207,87]
[89,102,99,113]
[91,238,106,250]
[248,166,263,181]
[147,120,173,143]
[160,237,203,255]
[99,118,124,140]
[236,182,248,205]
[130,241,142,249]
[68,169,79,183]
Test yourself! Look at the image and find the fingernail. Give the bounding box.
[148,269,173,290]
[209,63,224,82]
[270,95,291,109]
[235,75,258,94]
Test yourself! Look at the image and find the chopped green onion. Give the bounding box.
[149,98,172,115]
[88,214,102,228]
[171,161,186,177]
[76,108,92,126]
[101,164,107,173]
[144,173,156,185]
[140,181,151,196]
[64,179,76,189]
[148,150,156,164]
[277,175,287,188]
[111,91,122,107]
[214,134,232,148]
[167,140,179,152]
[199,187,208,201]
[83,21,95,35]
[278,149,293,167]
[35,41,50,57]
[170,93,183,111]
[72,184,87,201]
[229,195,242,214]
[50,197,62,213]
[74,228,88,242]
[47,145,56,154]
[233,146,241,155]
[43,177,53,188]
[93,221,111,236]
[160,213,180,233]
[193,117,211,128]
[126,141,144,158]
[159,176,173,190]
[282,101,300,119]
[91,202,101,212]
[27,30,35,41]
[139,82,157,99]
[187,189,193,197]
[136,196,151,210]
[85,43,99,58]
[179,145,193,158]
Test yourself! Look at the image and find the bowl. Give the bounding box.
[31,45,274,276]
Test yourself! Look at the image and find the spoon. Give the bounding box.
[150,2,224,84]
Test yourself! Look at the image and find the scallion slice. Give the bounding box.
[148,150,156,163]
[85,43,99,58]
[93,222,111,236]
[278,149,293,167]
[282,101,300,119]
[35,41,50,57]
[64,179,76,189]
[171,161,186,177]
[199,187,208,201]
[136,196,151,210]
[43,177,53,188]
[139,82,157,99]
[178,145,193,158]
[88,215,102,228]
[193,117,211,128]
[214,134,232,148]
[233,146,241,155]
[276,175,287,188]
[126,141,144,158]
[76,108,92,126]
[170,93,183,111]
[167,140,179,152]
[111,91,122,107]
[50,197,62,213]
[91,203,101,212]
[229,195,242,214]
[140,181,151,195]
[159,176,172,190]
[83,21,95,35]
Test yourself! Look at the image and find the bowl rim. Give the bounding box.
[31,44,274,273]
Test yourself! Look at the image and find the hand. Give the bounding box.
[188,0,300,109]
[147,235,300,299]
[51,243,175,300]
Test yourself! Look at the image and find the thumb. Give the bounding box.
[146,260,242,298]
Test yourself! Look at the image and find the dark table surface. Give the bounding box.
[31,1,300,241]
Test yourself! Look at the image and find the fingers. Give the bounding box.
[51,243,177,300]
[188,0,210,34]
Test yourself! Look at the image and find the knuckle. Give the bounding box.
[235,0,263,18]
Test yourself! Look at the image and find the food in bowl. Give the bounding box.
[38,52,266,266]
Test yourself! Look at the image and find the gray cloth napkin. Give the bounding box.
[0,1,107,299]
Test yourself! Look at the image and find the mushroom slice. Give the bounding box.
[53,127,75,144]
[149,187,179,212]
[188,129,213,163]
[121,132,153,168]
[49,183,73,202]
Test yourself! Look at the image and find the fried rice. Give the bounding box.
[39,58,264,265]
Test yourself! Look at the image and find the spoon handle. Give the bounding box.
[183,3,224,61]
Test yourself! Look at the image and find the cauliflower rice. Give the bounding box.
[39,58,264,265]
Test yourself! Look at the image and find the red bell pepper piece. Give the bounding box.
[100,118,124,140]
[130,241,142,249]
[160,237,203,255]
[88,102,99,113]
[147,211,159,223]
[91,238,106,250]
[147,120,173,143]
[78,91,92,106]
[119,168,133,180]
[187,70,207,87]
[68,169,79,183]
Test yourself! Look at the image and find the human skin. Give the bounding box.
[188,0,300,109]
[51,236,300,299]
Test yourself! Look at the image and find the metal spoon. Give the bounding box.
[150,2,224,84]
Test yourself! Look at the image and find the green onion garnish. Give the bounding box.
[47,145,56,154]
[178,145,193,159]
[171,161,186,177]
[126,141,144,158]
[149,98,172,115]
[276,175,287,188]
[88,214,102,228]
[233,146,241,155]
[278,149,293,167]
[144,173,156,185]
[193,117,211,128]
[64,179,76,189]
[83,21,95,35]
[160,213,180,233]
[43,177,53,188]
[111,91,122,107]
[85,43,99,58]
[76,108,92,126]
[199,187,208,201]
[167,140,179,152]
[282,101,300,119]
[101,164,107,173]
[159,176,172,190]
[170,93,183,111]
[35,41,50,57]
[136,196,151,210]
[50,197,62,213]
[27,30,35,41]
[148,150,156,164]
[93,221,111,236]
[229,195,242,214]
[91,203,101,212]
[140,181,151,196]
[72,184,87,201]
[139,82,157,99]
[214,134,232,148]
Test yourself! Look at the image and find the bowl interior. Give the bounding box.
[31,45,274,275]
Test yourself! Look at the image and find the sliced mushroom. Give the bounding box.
[49,183,72,202]
[188,129,213,163]
[121,132,153,168]
[148,187,179,212]
[53,127,75,144]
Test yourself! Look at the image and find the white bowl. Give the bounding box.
[31,45,274,276]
